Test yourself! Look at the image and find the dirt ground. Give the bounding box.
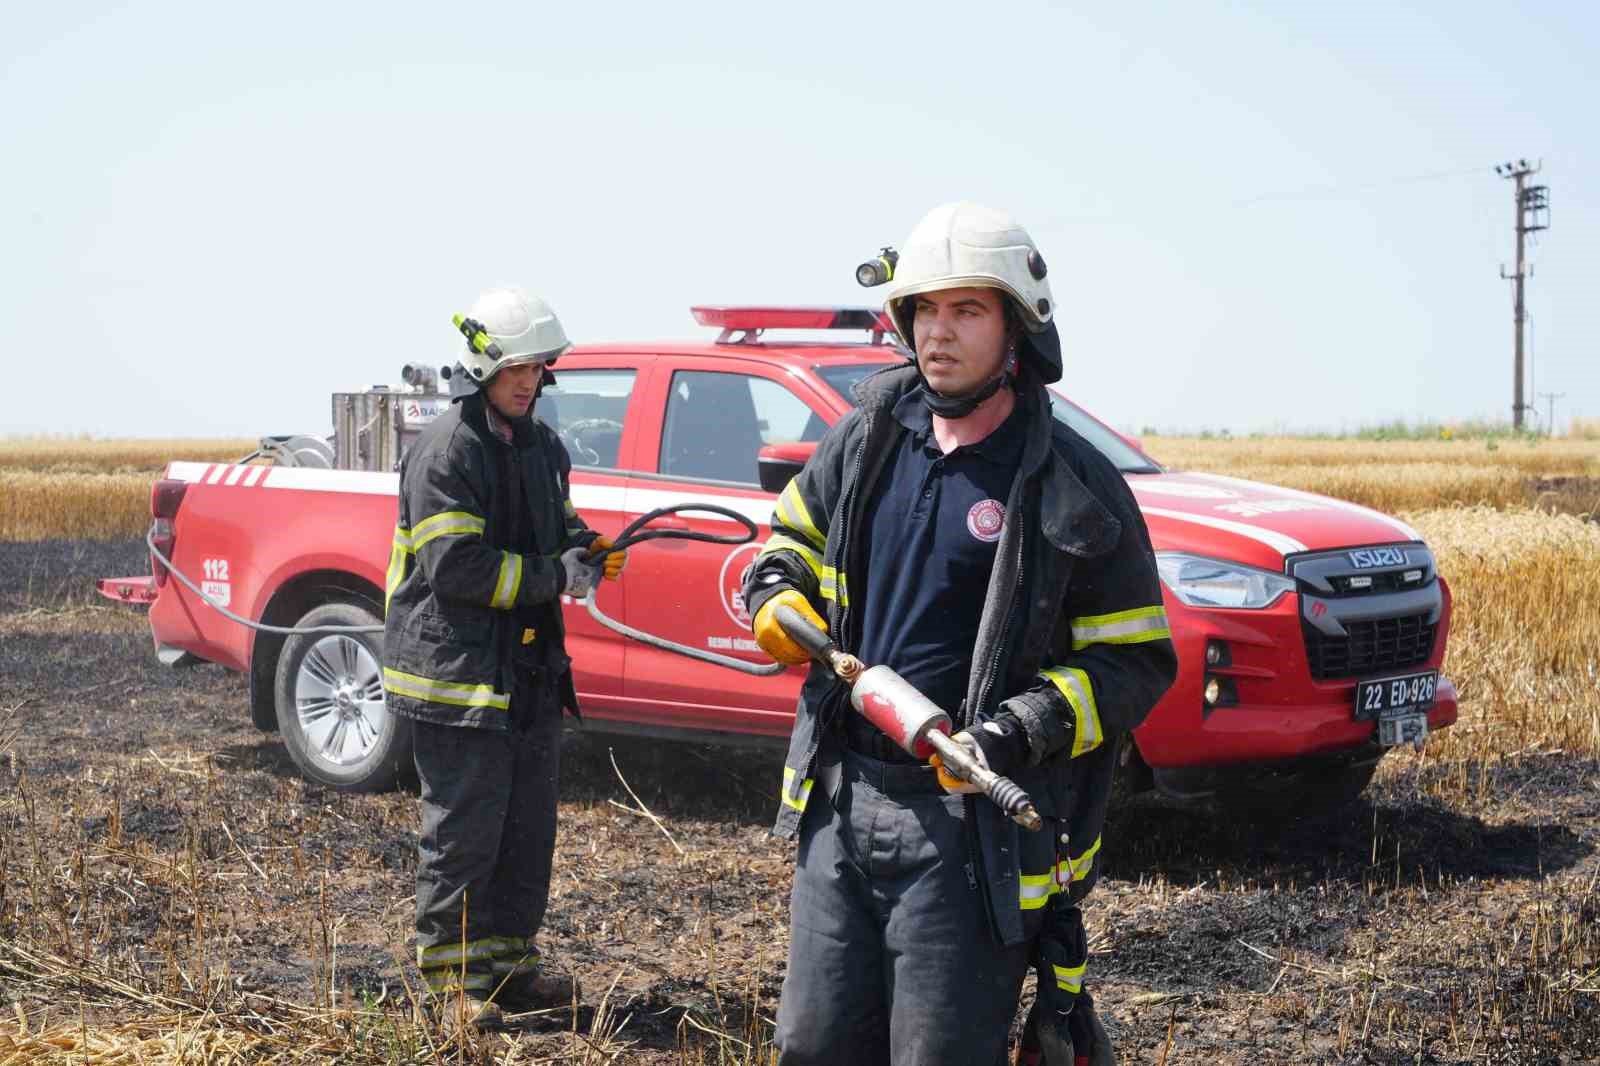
[2,539,1597,1064]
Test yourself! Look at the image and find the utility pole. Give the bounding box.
[1495,159,1550,431]
[1538,391,1566,437]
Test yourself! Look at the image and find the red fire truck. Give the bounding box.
[101,307,1456,814]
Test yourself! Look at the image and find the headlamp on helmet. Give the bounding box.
[855,247,899,288]
[451,287,573,384]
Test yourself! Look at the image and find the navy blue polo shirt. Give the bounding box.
[854,387,1026,730]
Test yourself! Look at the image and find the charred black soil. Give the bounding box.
[2,539,1597,1063]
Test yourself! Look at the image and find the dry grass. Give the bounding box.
[0,472,158,542]
[1405,507,1600,767]
[1143,436,1600,513]
[1569,417,1600,441]
[0,437,254,475]
[1145,435,1600,477]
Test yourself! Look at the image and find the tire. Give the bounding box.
[1216,757,1380,825]
[273,601,412,792]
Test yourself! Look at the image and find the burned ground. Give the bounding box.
[2,539,1597,1064]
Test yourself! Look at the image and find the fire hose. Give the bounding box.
[142,503,786,669]
[148,502,1039,824]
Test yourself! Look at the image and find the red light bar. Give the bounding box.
[691,306,896,334]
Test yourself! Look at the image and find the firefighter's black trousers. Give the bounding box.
[412,694,561,996]
[775,749,1034,1066]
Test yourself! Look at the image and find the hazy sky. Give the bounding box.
[4,2,1594,438]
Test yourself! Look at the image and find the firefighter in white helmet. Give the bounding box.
[743,203,1176,1064]
[383,286,626,1030]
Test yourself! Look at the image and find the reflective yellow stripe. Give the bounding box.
[776,481,825,549]
[1040,666,1103,757]
[761,534,825,581]
[563,499,578,518]
[1052,961,1085,994]
[489,936,541,975]
[1070,605,1171,650]
[420,968,496,992]
[411,510,486,550]
[1056,833,1101,885]
[418,938,500,966]
[490,935,537,958]
[490,552,523,609]
[781,766,814,813]
[756,533,848,607]
[384,533,409,612]
[382,668,510,711]
[1020,871,1055,910]
[820,567,848,607]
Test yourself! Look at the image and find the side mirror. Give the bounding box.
[758,441,817,494]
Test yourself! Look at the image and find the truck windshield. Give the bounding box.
[814,362,1161,474]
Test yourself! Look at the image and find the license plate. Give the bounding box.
[1354,669,1438,721]
[1377,713,1428,747]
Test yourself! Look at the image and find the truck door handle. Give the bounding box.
[644,516,690,530]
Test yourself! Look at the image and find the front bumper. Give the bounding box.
[1134,577,1457,769]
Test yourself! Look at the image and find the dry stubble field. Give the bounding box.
[1,434,1598,1065]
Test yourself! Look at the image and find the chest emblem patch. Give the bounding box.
[966,499,1005,543]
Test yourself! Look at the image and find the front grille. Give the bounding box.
[1326,570,1427,596]
[1303,613,1435,680]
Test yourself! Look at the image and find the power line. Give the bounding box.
[1034,162,1494,228]
[1228,164,1490,208]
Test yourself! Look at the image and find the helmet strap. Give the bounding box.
[920,346,1017,419]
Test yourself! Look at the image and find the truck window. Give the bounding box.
[660,370,825,485]
[539,369,636,470]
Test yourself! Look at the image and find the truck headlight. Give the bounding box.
[1155,553,1295,609]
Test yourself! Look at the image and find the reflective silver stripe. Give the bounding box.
[1019,872,1055,910]
[1070,606,1171,650]
[776,481,825,549]
[491,552,523,609]
[411,510,486,550]
[563,499,578,518]
[1040,667,1103,757]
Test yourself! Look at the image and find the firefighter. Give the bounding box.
[383,286,625,1030]
[742,202,1178,1065]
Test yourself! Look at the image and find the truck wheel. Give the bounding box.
[1218,758,1380,824]
[274,601,411,792]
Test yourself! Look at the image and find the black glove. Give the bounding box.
[969,712,1030,776]
[998,685,1074,765]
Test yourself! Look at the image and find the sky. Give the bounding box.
[2,1,1595,438]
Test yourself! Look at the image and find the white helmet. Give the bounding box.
[453,286,572,384]
[882,202,1062,383]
